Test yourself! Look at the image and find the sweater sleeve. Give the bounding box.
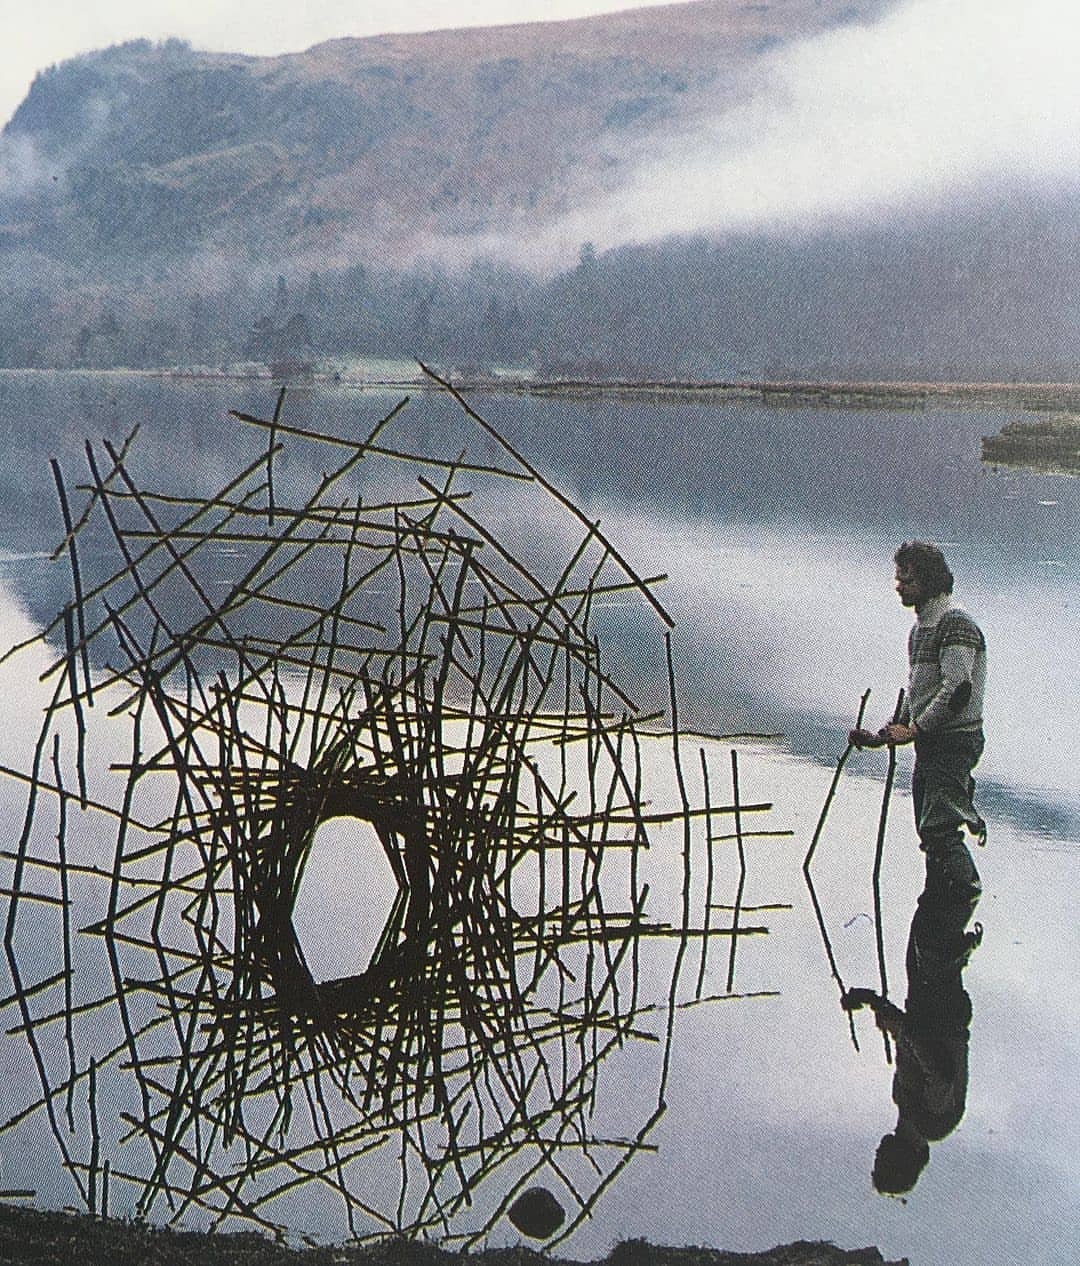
[913,621,980,732]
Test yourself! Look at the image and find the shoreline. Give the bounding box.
[4,363,1080,413]
[132,372,1080,413]
[0,1204,907,1266]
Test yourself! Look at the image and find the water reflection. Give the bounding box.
[0,383,777,1246]
[845,851,982,1196]
[1,372,1078,839]
[1,372,1077,1262]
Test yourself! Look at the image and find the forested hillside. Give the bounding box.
[0,0,1074,381]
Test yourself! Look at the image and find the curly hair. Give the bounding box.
[894,541,954,597]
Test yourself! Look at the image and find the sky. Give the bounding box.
[0,0,679,129]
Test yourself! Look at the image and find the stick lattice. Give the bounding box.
[0,384,777,1245]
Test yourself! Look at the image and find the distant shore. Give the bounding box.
[10,363,1080,473]
[6,362,1080,415]
[462,377,1080,412]
[139,364,1080,412]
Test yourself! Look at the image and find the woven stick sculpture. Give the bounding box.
[0,383,778,1245]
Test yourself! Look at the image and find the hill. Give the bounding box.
[0,0,1075,381]
[0,1,891,270]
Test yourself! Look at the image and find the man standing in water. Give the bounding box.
[851,541,987,898]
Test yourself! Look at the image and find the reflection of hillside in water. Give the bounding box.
[0,381,781,1245]
[3,372,1078,840]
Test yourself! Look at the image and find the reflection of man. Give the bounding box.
[851,541,987,900]
[845,874,982,1194]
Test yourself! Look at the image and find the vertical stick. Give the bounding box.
[725,749,746,994]
[694,747,714,1000]
[51,735,77,1132]
[268,386,287,529]
[62,605,89,809]
[88,1058,99,1214]
[872,687,906,1063]
[660,632,692,1095]
[50,458,94,706]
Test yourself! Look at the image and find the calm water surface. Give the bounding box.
[0,371,1075,1263]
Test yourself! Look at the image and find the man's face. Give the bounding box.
[894,565,925,609]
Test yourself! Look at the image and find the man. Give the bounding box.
[851,541,986,899]
[845,874,982,1196]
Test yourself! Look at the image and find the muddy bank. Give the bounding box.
[0,1206,905,1266]
[981,413,1080,473]
[148,364,1080,415]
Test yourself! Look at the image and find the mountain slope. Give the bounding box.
[0,1,893,269]
[0,0,1075,381]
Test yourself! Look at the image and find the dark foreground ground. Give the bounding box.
[0,1206,906,1266]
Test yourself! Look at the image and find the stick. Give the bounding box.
[872,687,906,1063]
[419,362,674,629]
[803,690,871,1049]
[725,749,747,993]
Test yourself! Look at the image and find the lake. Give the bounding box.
[0,369,1075,1264]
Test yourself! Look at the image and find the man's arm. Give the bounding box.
[911,635,981,734]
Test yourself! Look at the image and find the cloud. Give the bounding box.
[475,0,1080,269]
[0,132,61,198]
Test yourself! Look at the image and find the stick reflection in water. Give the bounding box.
[0,383,785,1245]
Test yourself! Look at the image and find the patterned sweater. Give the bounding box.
[900,593,986,735]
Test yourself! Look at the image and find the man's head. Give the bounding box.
[894,541,953,610]
[872,1129,930,1194]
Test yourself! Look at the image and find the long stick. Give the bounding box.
[267,385,286,528]
[50,459,93,705]
[418,361,675,629]
[872,687,906,1062]
[804,689,871,870]
[803,691,870,1049]
[725,749,746,993]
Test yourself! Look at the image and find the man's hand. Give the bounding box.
[842,987,881,1011]
[849,727,885,748]
[843,988,905,1036]
[882,722,916,745]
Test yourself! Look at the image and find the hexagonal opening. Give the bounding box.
[291,816,402,983]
